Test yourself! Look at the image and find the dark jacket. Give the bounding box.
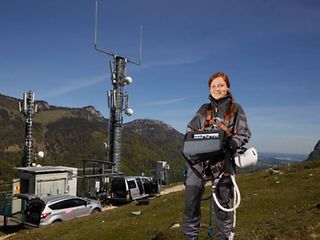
[187,94,251,149]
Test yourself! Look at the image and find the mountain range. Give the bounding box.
[0,93,185,184]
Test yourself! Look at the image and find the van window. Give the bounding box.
[127,180,136,189]
[111,178,126,198]
[136,178,143,194]
[142,179,151,194]
[111,178,125,190]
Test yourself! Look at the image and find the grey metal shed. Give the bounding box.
[15,166,78,198]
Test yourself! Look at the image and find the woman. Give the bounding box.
[183,72,251,240]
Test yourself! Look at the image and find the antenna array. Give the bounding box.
[19,90,38,167]
[94,0,142,173]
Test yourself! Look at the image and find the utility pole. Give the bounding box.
[19,90,37,167]
[94,0,141,174]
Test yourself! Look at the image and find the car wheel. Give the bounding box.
[91,208,101,214]
[52,219,62,225]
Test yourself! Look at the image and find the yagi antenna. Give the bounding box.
[94,0,142,65]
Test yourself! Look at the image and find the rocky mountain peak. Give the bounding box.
[124,119,175,133]
[35,100,50,111]
[123,119,184,143]
[82,106,105,122]
[306,140,320,161]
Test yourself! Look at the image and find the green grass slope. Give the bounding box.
[6,160,320,240]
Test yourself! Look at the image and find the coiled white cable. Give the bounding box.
[212,174,241,212]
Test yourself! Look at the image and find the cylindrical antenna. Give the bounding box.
[125,92,129,109]
[139,25,143,65]
[18,102,22,113]
[113,90,117,108]
[94,0,98,48]
[107,90,111,108]
[109,61,113,74]
[23,93,27,112]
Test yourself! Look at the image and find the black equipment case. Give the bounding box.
[182,129,225,165]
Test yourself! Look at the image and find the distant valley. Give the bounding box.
[255,152,307,170]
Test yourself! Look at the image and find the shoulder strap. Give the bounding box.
[224,101,235,126]
[203,102,236,137]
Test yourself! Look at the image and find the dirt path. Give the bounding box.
[0,234,14,240]
[160,184,185,195]
[101,184,185,212]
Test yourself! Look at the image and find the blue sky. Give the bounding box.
[1,0,319,154]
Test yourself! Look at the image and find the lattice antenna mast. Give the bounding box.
[19,90,38,167]
[94,0,142,174]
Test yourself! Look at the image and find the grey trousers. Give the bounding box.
[183,164,234,240]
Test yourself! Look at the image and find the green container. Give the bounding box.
[0,197,12,217]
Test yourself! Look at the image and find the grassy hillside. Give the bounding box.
[0,94,185,183]
[34,110,76,125]
[4,160,320,240]
[122,120,184,181]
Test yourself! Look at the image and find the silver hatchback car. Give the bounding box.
[15,194,102,227]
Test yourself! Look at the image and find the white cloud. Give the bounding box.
[41,75,106,98]
[142,96,194,106]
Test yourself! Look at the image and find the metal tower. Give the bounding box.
[94,0,141,173]
[106,57,133,173]
[19,90,38,167]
